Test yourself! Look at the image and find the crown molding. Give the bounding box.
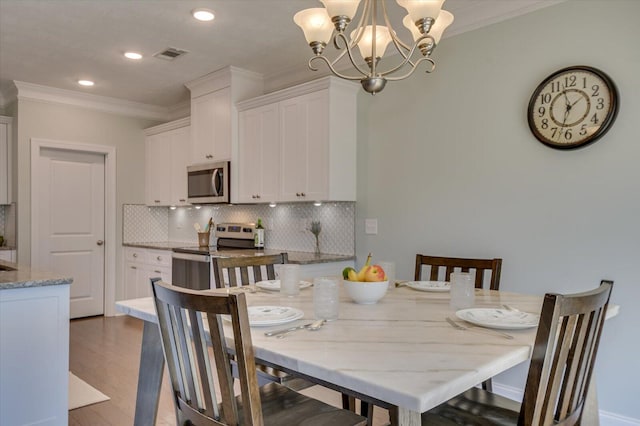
[13,81,172,121]
[144,116,190,136]
[167,100,190,121]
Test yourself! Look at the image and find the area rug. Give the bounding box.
[68,372,110,410]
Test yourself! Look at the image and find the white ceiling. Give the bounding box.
[0,0,565,108]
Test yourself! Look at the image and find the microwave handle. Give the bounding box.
[211,169,220,197]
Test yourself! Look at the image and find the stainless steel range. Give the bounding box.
[171,222,257,290]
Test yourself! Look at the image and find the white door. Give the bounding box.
[36,148,105,318]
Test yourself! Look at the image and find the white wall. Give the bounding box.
[15,99,159,301]
[355,0,639,421]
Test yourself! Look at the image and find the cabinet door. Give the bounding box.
[124,261,143,300]
[191,87,231,164]
[237,104,280,203]
[0,122,8,204]
[170,126,190,206]
[145,133,172,206]
[279,91,329,202]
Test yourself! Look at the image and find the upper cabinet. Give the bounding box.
[185,66,263,166]
[0,116,13,205]
[144,118,191,207]
[236,77,358,204]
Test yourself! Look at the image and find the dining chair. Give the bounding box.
[415,254,503,291]
[420,280,614,426]
[415,254,503,393]
[211,253,288,289]
[210,253,313,390]
[151,279,367,426]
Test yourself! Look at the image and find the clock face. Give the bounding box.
[528,66,619,149]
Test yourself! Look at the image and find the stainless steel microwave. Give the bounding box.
[187,161,230,204]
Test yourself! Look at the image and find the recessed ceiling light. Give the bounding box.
[124,52,143,60]
[192,8,215,22]
[78,80,94,87]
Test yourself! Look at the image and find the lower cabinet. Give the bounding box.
[124,247,172,299]
[0,283,70,425]
[0,250,16,262]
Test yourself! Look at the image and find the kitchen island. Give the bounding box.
[0,259,73,426]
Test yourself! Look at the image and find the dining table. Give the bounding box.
[116,282,618,426]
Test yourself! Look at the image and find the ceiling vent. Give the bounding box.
[153,47,189,61]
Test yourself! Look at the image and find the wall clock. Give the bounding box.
[527,65,619,149]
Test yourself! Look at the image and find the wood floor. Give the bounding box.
[69,315,390,425]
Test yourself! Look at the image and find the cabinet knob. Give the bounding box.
[296,193,300,197]
[157,256,162,261]
[133,253,138,258]
[179,199,186,202]
[131,266,137,270]
[252,195,256,199]
[300,192,306,197]
[154,270,161,274]
[96,240,104,246]
[256,194,261,199]
[154,200,160,203]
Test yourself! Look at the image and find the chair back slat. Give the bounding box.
[212,254,288,288]
[519,280,613,426]
[415,255,502,290]
[152,279,264,425]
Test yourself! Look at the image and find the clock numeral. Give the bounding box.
[564,75,577,88]
[538,106,546,117]
[541,118,549,129]
[540,93,552,104]
[591,84,600,97]
[596,98,605,110]
[551,81,561,93]
[580,124,588,136]
[590,113,599,125]
[550,127,558,138]
[564,129,573,140]
[582,77,587,89]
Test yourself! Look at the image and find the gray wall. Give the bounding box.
[15,99,159,300]
[355,0,638,420]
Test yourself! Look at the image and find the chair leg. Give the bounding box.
[482,378,493,392]
[361,401,374,426]
[342,393,356,411]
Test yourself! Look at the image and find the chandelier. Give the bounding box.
[294,0,454,94]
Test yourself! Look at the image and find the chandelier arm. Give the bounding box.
[308,56,366,81]
[383,57,436,81]
[331,33,371,77]
[382,0,412,54]
[375,39,426,77]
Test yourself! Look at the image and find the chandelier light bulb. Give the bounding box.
[351,25,393,60]
[397,0,445,23]
[294,8,335,53]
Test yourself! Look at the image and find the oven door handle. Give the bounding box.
[172,252,211,262]
[211,169,220,197]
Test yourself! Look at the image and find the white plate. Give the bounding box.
[223,306,304,327]
[255,280,313,291]
[456,308,539,330]
[406,281,451,292]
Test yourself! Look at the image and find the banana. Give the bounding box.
[347,269,359,281]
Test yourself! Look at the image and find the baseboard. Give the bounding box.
[492,383,640,426]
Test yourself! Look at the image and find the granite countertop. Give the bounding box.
[124,242,354,265]
[0,259,73,290]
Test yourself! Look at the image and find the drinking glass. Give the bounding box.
[313,277,339,321]
[378,261,396,289]
[279,264,300,296]
[449,272,474,310]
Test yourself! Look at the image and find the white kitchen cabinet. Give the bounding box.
[190,87,231,164]
[124,247,172,299]
[0,116,13,205]
[236,77,358,204]
[186,66,264,167]
[237,103,280,203]
[1,283,70,425]
[0,250,16,262]
[144,118,190,207]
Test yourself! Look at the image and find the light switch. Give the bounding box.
[365,219,378,235]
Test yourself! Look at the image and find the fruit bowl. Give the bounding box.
[343,280,389,305]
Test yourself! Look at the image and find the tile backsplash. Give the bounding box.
[0,203,16,247]
[0,206,5,238]
[123,202,355,255]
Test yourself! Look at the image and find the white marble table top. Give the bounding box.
[116,286,619,417]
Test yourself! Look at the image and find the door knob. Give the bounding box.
[97,240,104,246]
